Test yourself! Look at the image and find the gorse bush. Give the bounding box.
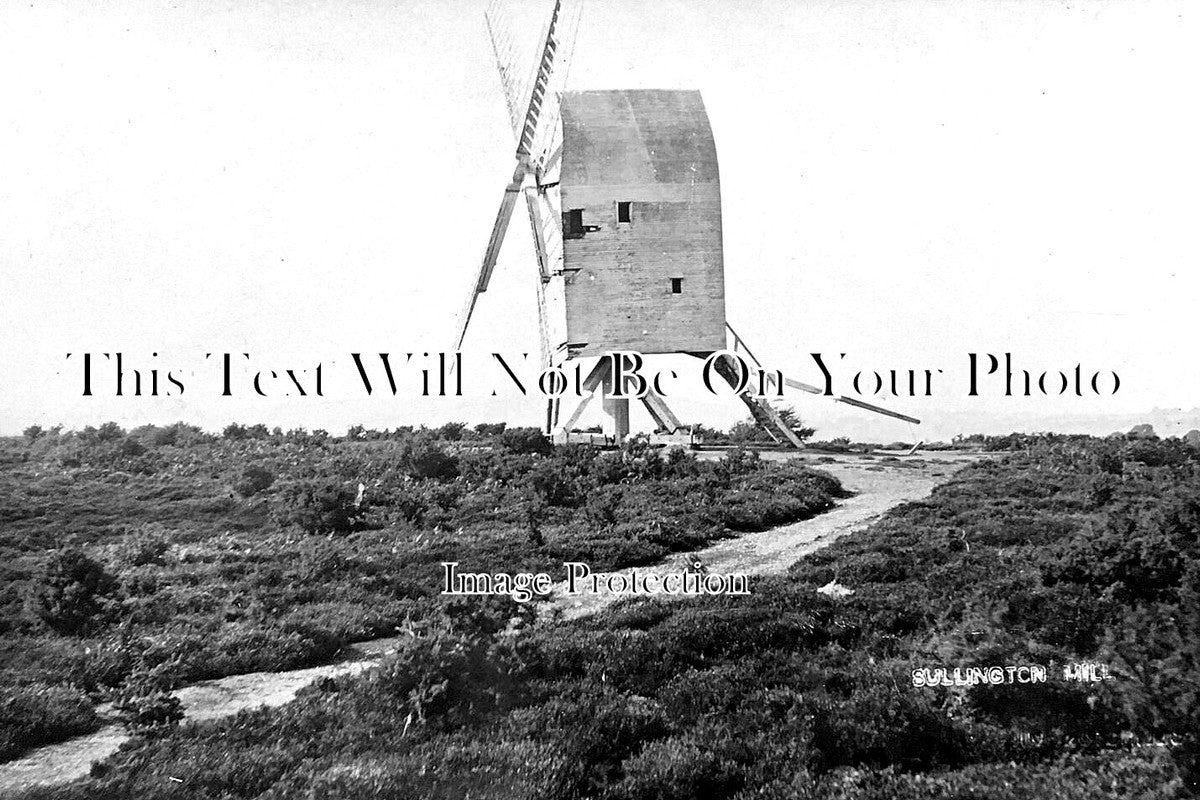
[109,661,184,731]
[275,480,361,535]
[0,683,98,761]
[498,427,554,456]
[29,548,116,634]
[367,627,528,732]
[403,442,459,481]
[234,465,275,498]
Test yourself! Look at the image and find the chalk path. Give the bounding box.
[545,452,974,620]
[0,638,402,795]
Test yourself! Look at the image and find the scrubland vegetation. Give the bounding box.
[0,422,841,763]
[6,431,1199,799]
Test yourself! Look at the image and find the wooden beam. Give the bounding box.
[640,391,685,433]
[557,356,610,434]
[835,396,921,425]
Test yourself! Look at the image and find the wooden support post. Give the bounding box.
[597,353,631,442]
[640,391,684,433]
[601,393,630,442]
[557,357,609,441]
[559,395,593,437]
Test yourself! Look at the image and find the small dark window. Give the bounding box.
[563,209,584,238]
[670,278,683,294]
[617,201,632,223]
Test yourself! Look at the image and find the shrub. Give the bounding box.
[109,662,183,731]
[404,443,459,481]
[437,422,467,441]
[0,683,99,760]
[146,421,209,447]
[720,447,762,477]
[528,459,583,507]
[585,486,624,529]
[95,422,126,442]
[276,481,361,535]
[367,624,529,731]
[223,423,248,440]
[114,528,171,568]
[536,692,672,797]
[727,406,815,445]
[30,548,117,634]
[805,683,969,773]
[610,730,744,800]
[499,427,553,456]
[235,465,275,497]
[519,489,547,547]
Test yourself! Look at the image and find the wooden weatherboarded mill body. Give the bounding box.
[454,0,919,445]
[559,89,726,358]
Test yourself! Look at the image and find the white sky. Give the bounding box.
[1,0,1196,440]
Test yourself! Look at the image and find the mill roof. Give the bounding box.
[560,89,719,186]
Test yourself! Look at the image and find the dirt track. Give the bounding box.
[0,638,402,795]
[546,452,980,620]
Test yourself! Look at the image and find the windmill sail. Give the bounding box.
[452,168,524,352]
[483,0,581,167]
[529,0,582,177]
[457,0,918,444]
[455,0,580,353]
[484,0,533,143]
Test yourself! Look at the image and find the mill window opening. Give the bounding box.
[564,208,585,238]
[617,201,632,223]
[670,278,683,294]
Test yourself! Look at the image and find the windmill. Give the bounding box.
[454,0,920,446]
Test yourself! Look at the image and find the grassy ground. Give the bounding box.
[0,423,844,762]
[11,433,1198,799]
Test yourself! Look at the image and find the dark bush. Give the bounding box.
[276,480,361,535]
[30,548,117,634]
[109,662,184,731]
[115,528,171,568]
[0,683,99,760]
[437,422,467,441]
[235,465,275,497]
[540,692,673,798]
[585,485,624,529]
[720,447,762,476]
[95,422,126,442]
[404,444,459,481]
[609,729,745,800]
[805,683,968,773]
[498,427,553,456]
